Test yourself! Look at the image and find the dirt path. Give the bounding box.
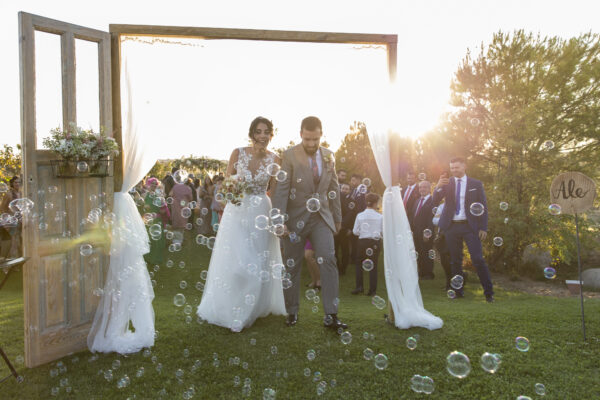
[491,273,600,298]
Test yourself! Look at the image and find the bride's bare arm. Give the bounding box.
[267,153,281,197]
[225,148,240,178]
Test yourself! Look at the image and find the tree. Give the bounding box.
[424,30,600,275]
[0,144,21,183]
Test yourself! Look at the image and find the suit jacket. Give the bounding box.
[272,145,342,233]
[410,196,434,240]
[340,194,355,231]
[432,176,488,233]
[402,184,420,221]
[349,187,367,213]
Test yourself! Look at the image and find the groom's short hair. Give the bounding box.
[301,116,322,133]
[450,157,466,164]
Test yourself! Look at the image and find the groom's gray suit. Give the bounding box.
[272,144,342,315]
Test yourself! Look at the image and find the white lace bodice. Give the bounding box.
[236,147,276,195]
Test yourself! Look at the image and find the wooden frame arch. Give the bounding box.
[108,24,398,188]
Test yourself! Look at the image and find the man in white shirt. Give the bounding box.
[351,193,383,296]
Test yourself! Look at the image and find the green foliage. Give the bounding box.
[421,30,600,274]
[335,122,385,194]
[0,144,21,183]
[147,156,227,181]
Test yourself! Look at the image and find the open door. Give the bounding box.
[19,12,114,367]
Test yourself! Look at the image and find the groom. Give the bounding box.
[273,116,348,331]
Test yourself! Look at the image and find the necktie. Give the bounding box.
[415,197,424,217]
[310,154,319,186]
[404,185,412,206]
[455,178,461,216]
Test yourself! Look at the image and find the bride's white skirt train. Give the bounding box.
[197,194,286,331]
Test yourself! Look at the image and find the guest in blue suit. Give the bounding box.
[432,157,494,302]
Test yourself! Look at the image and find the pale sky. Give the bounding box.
[1,0,598,160]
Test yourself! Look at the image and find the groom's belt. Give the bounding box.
[451,220,468,224]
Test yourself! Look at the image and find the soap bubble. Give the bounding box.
[447,289,457,299]
[245,294,256,306]
[493,237,503,246]
[362,259,374,271]
[181,207,192,218]
[340,331,352,345]
[410,375,423,393]
[363,348,374,360]
[446,351,471,378]
[306,198,321,213]
[80,244,93,256]
[328,191,337,199]
[548,204,562,215]
[406,336,417,350]
[450,275,464,290]
[543,140,555,150]
[480,352,501,373]
[499,202,509,211]
[173,293,186,307]
[173,169,188,184]
[543,267,556,279]
[255,215,269,230]
[373,353,388,370]
[179,280,188,290]
[534,383,546,396]
[515,336,530,352]
[76,161,88,172]
[371,295,386,310]
[357,184,368,194]
[305,289,317,301]
[266,163,280,176]
[423,229,432,239]
[469,202,485,216]
[421,376,435,394]
[275,170,287,182]
[470,117,480,126]
[306,349,316,361]
[231,319,243,333]
[428,249,436,259]
[263,388,276,400]
[362,178,372,187]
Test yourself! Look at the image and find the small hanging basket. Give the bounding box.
[50,159,113,178]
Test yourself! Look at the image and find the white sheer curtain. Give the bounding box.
[367,124,443,331]
[88,62,158,353]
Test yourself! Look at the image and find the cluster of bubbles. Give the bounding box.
[410,374,435,394]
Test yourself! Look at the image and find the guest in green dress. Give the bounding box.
[143,177,169,266]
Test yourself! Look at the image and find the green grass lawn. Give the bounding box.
[1,237,599,399]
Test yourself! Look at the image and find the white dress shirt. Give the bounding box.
[453,175,468,221]
[353,208,383,239]
[432,202,445,226]
[308,148,323,176]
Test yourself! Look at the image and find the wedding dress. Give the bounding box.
[197,148,286,331]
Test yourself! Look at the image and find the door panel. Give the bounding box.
[19,12,113,367]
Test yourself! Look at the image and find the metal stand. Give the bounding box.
[574,213,586,342]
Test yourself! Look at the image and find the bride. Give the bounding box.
[197,117,286,331]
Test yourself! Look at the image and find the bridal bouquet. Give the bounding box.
[43,123,119,160]
[217,175,250,205]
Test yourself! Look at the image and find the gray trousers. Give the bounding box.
[282,214,339,315]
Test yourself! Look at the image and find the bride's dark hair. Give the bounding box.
[248,117,274,142]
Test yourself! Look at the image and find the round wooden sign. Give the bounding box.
[550,172,597,215]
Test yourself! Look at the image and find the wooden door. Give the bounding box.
[19,12,114,367]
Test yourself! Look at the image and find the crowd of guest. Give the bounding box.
[131,156,493,302]
[336,156,493,303]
